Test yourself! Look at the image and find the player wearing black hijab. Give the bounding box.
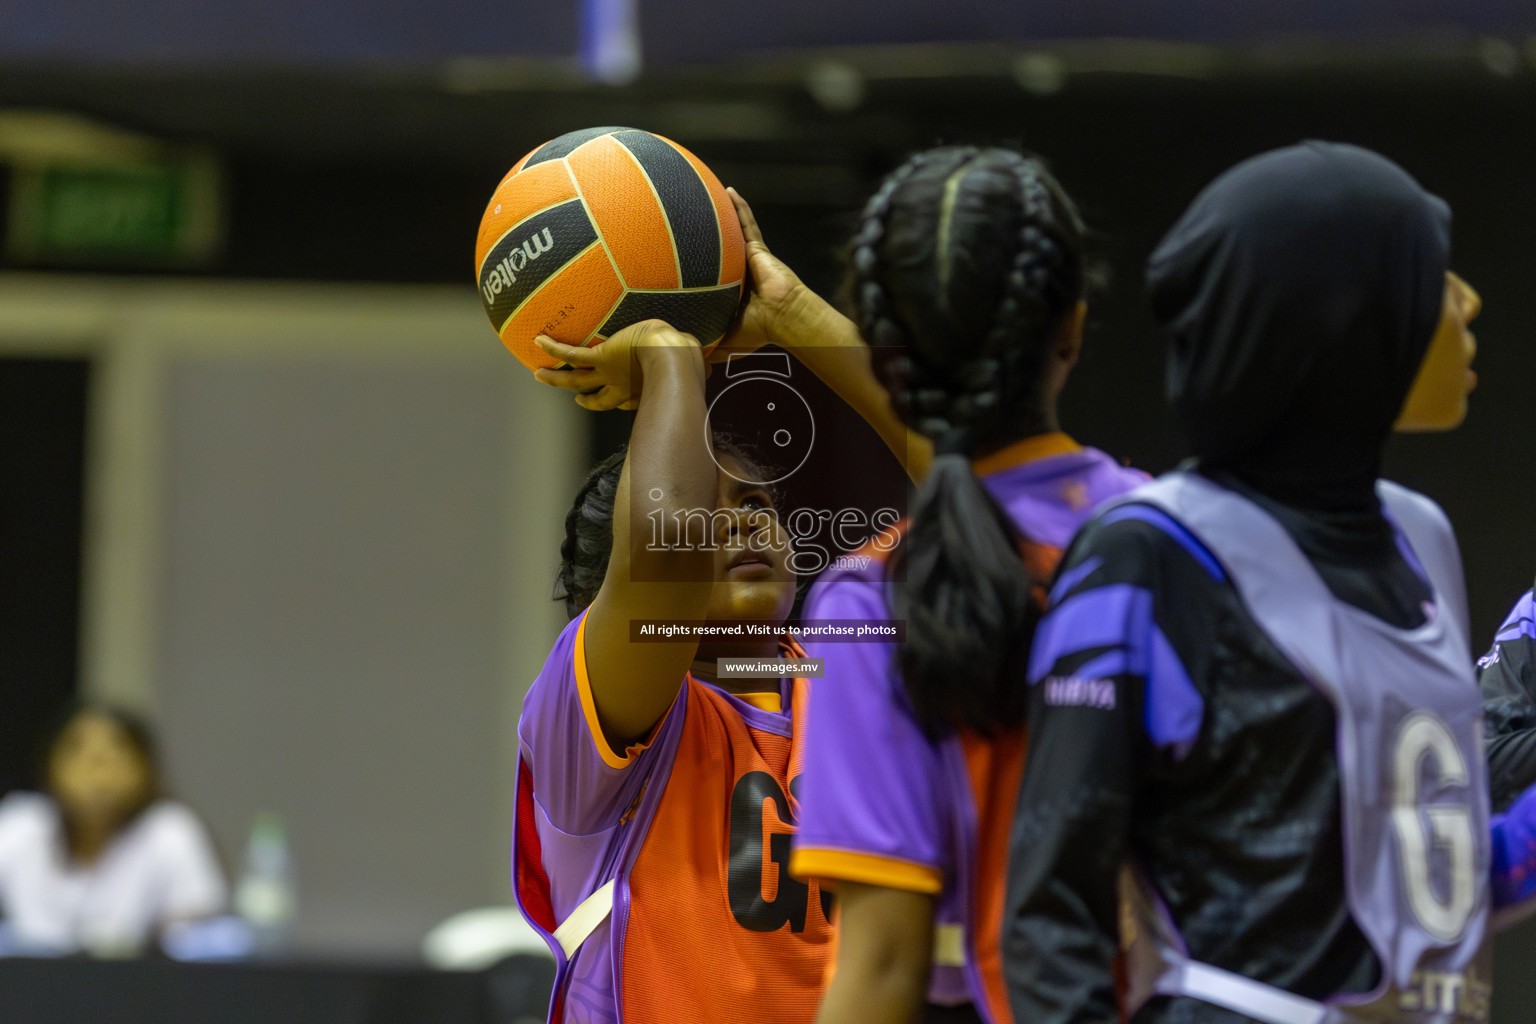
[1002,142,1536,1024]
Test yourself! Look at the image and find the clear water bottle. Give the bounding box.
[234,811,295,956]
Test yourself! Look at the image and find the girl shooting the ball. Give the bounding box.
[509,188,925,1024]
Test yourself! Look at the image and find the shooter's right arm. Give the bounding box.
[535,323,717,752]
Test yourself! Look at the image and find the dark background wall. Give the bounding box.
[0,358,88,795]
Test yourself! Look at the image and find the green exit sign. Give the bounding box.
[7,156,221,265]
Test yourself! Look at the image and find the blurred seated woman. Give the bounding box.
[0,703,227,956]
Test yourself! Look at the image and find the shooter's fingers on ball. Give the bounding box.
[727,187,765,248]
[575,385,632,412]
[534,334,597,366]
[607,318,699,350]
[532,365,603,392]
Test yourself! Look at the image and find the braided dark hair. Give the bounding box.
[851,146,1088,736]
[555,434,783,620]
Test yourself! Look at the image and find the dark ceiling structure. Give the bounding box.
[1,0,1532,65]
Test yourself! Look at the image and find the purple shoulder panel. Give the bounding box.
[517,611,676,843]
[1495,591,1536,645]
[982,447,1147,550]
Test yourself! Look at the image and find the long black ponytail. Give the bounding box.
[850,147,1088,737]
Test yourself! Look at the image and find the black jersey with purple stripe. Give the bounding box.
[1002,494,1381,1024]
[1007,478,1536,1024]
[1479,589,1536,812]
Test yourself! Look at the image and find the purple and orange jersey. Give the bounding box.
[512,611,834,1024]
[789,433,1145,1024]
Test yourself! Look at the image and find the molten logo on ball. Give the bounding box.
[480,228,555,303]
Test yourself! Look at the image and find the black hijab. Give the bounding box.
[1147,142,1450,512]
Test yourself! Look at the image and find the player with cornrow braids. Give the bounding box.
[789,147,1146,1024]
